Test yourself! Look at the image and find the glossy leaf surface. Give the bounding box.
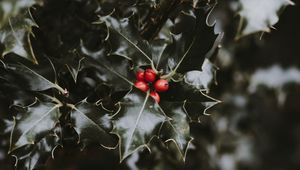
[159,101,192,160]
[10,99,61,152]
[112,88,166,161]
[0,10,38,63]
[70,101,117,148]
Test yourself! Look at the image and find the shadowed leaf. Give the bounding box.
[5,63,64,93]
[70,100,117,148]
[12,134,60,170]
[160,81,220,121]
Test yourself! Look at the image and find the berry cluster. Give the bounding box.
[134,69,169,103]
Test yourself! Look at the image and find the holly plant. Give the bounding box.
[0,0,292,169]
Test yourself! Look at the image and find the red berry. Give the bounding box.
[150,91,160,103]
[136,70,145,81]
[134,81,149,92]
[154,79,169,92]
[144,69,156,82]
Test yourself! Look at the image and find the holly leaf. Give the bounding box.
[150,39,169,70]
[9,98,62,152]
[97,14,153,67]
[82,45,134,91]
[69,100,117,148]
[0,10,39,64]
[183,32,222,92]
[12,134,60,170]
[237,0,294,38]
[159,101,192,161]
[112,88,166,161]
[160,81,220,121]
[0,0,43,28]
[153,10,217,77]
[4,63,65,93]
[0,72,35,106]
[157,29,221,118]
[154,34,186,73]
[181,57,220,121]
[153,8,200,75]
[184,93,220,122]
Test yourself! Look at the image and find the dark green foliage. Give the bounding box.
[0,0,293,169]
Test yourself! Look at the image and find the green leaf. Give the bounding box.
[162,11,219,76]
[151,39,171,71]
[159,34,196,79]
[9,98,62,152]
[160,81,220,121]
[0,71,36,106]
[184,87,220,121]
[0,0,43,28]
[5,63,65,93]
[82,45,134,91]
[12,134,60,170]
[237,0,294,38]
[159,101,192,161]
[112,88,166,161]
[184,96,220,122]
[69,100,117,148]
[97,14,153,67]
[0,10,38,64]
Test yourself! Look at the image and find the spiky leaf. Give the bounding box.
[12,134,60,170]
[0,10,38,63]
[9,98,62,152]
[159,101,192,160]
[4,63,65,93]
[160,81,220,121]
[98,14,152,67]
[69,100,117,148]
[82,45,134,91]
[112,88,166,161]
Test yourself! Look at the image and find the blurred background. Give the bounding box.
[0,0,299,170]
[204,2,300,170]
